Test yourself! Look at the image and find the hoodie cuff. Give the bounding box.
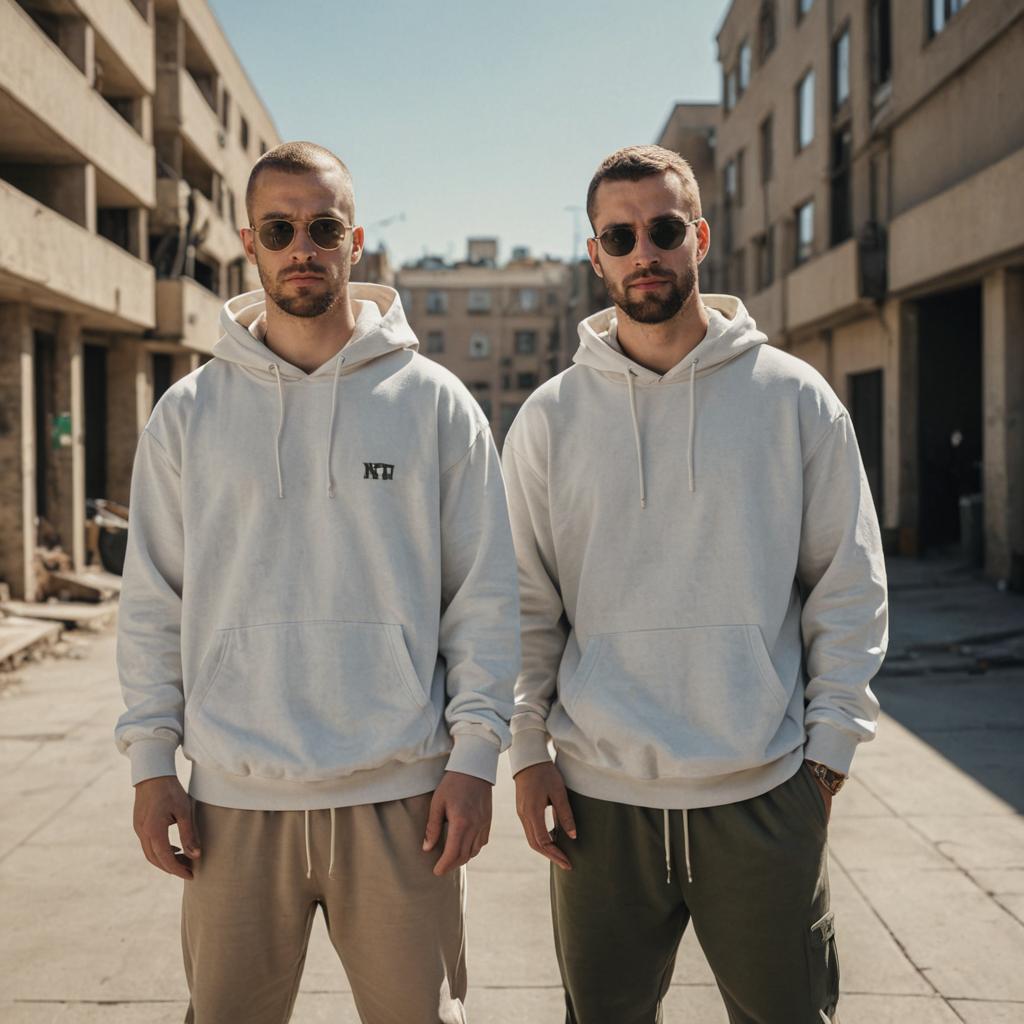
[508,727,553,777]
[128,738,180,787]
[804,722,861,777]
[445,733,501,785]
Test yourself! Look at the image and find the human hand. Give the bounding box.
[514,762,576,870]
[423,771,493,876]
[133,775,200,880]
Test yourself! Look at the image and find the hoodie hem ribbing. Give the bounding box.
[188,755,448,811]
[554,748,804,810]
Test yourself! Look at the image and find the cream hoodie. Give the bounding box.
[503,295,887,809]
[115,285,519,810]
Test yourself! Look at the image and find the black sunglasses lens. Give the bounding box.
[259,220,295,251]
[601,227,637,257]
[309,219,346,249]
[649,219,689,250]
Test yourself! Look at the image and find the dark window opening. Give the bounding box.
[97,208,133,253]
[152,354,173,408]
[830,128,853,246]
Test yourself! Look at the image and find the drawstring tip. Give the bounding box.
[686,867,694,884]
[327,486,335,499]
[640,497,647,509]
[666,867,672,885]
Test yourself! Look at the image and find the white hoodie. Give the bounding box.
[115,285,519,810]
[503,295,887,809]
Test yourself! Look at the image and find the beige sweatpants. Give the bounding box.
[181,793,467,1024]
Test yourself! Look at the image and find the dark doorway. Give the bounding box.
[84,344,108,499]
[32,331,56,522]
[916,285,983,549]
[849,369,883,518]
[152,353,173,408]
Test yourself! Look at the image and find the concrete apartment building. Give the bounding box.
[0,0,278,600]
[701,0,1023,585]
[397,239,573,442]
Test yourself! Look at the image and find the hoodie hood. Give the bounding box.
[215,282,418,380]
[573,293,766,382]
[571,295,767,505]
[212,284,419,500]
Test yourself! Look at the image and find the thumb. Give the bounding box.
[422,792,446,851]
[177,804,201,858]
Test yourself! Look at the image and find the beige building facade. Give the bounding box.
[397,240,573,443]
[0,0,278,599]
[700,0,1024,584]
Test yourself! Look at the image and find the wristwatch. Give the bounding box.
[805,759,846,796]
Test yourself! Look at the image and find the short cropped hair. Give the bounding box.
[245,141,354,222]
[586,145,701,228]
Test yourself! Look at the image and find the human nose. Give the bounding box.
[632,228,660,265]
[289,224,318,260]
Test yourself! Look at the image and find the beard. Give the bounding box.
[606,262,697,324]
[257,258,346,318]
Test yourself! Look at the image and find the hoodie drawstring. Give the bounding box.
[325,355,345,499]
[663,808,694,885]
[302,808,338,879]
[269,363,285,499]
[687,360,698,493]
[626,371,647,509]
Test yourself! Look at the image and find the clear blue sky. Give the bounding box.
[209,0,728,267]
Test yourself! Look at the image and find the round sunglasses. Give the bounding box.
[595,216,702,257]
[253,217,351,252]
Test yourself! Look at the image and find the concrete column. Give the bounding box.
[53,316,84,568]
[897,300,920,556]
[982,268,1024,587]
[139,94,153,145]
[58,17,95,85]
[0,305,37,600]
[49,164,97,232]
[106,339,151,506]
[129,207,149,261]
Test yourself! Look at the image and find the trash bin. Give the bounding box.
[959,493,984,567]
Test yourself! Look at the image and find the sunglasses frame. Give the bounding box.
[252,217,352,252]
[594,216,703,257]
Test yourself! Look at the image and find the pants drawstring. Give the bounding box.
[663,808,672,884]
[328,807,337,878]
[304,809,312,879]
[683,809,694,884]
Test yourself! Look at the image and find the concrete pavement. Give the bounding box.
[1,556,1022,1022]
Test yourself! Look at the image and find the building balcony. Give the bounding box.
[0,180,154,330]
[76,0,155,94]
[784,237,866,333]
[154,178,242,268]
[155,276,223,354]
[889,147,1024,295]
[0,2,154,208]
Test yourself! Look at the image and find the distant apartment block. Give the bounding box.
[397,240,574,443]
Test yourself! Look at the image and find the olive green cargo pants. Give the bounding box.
[551,764,839,1024]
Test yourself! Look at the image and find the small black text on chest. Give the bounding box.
[363,463,395,480]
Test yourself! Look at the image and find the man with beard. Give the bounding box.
[502,146,887,1022]
[116,142,519,1023]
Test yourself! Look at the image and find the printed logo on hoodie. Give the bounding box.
[364,462,395,480]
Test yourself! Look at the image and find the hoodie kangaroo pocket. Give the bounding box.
[564,625,790,779]
[184,619,433,781]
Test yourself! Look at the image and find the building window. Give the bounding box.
[467,289,492,313]
[830,128,853,246]
[400,289,414,310]
[426,290,448,314]
[227,188,237,227]
[478,397,493,420]
[738,40,752,93]
[833,27,850,110]
[500,403,520,434]
[795,200,814,265]
[469,333,491,359]
[517,372,538,390]
[728,248,747,295]
[760,115,774,183]
[239,115,250,152]
[796,70,815,151]
[220,90,230,131]
[518,288,539,312]
[724,67,738,112]
[515,331,538,354]
[869,0,892,94]
[797,0,814,18]
[758,1,777,62]
[426,331,444,354]
[755,228,775,290]
[724,159,739,205]
[259,138,268,155]
[929,0,970,37]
